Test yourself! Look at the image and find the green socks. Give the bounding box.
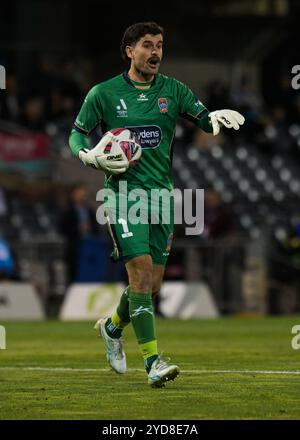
[105,287,159,371]
[128,289,158,368]
[105,287,130,338]
[116,286,130,324]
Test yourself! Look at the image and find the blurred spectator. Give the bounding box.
[31,56,57,116]
[231,75,263,113]
[273,75,296,122]
[0,188,8,217]
[203,188,235,239]
[0,239,14,280]
[264,106,295,153]
[20,97,45,131]
[59,182,99,283]
[277,223,300,268]
[269,222,300,313]
[59,60,82,106]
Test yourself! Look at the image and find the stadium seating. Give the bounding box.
[173,141,300,243]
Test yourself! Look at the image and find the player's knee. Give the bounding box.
[131,268,152,292]
[135,270,152,292]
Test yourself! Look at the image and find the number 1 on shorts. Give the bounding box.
[119,218,133,238]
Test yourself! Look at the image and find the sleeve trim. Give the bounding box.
[73,123,89,135]
[179,108,209,124]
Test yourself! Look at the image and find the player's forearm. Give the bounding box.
[69,128,91,157]
[195,111,213,133]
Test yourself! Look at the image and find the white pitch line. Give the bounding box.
[0,367,300,375]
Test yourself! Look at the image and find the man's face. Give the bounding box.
[72,187,88,205]
[127,33,163,75]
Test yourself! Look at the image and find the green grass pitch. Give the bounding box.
[1,317,300,419]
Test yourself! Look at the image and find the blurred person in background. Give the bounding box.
[0,188,8,218]
[0,239,15,281]
[202,188,238,313]
[20,96,45,131]
[203,188,235,239]
[59,182,99,284]
[230,75,263,114]
[269,222,300,313]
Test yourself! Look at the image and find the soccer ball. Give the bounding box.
[103,128,142,166]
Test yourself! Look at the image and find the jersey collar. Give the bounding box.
[122,71,157,88]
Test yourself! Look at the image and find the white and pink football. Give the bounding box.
[103,128,142,166]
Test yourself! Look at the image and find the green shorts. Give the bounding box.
[104,189,174,265]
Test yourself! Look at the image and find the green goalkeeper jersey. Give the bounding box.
[69,72,212,191]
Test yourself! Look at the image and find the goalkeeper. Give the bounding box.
[69,22,244,388]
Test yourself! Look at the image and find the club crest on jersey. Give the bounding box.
[158,98,168,113]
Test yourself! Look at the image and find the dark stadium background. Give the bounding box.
[0,0,300,317]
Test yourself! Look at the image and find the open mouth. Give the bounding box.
[147,58,160,68]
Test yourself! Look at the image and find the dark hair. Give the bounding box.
[120,22,164,63]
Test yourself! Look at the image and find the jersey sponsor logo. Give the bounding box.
[158,97,168,113]
[116,99,128,117]
[126,125,162,149]
[137,93,149,102]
